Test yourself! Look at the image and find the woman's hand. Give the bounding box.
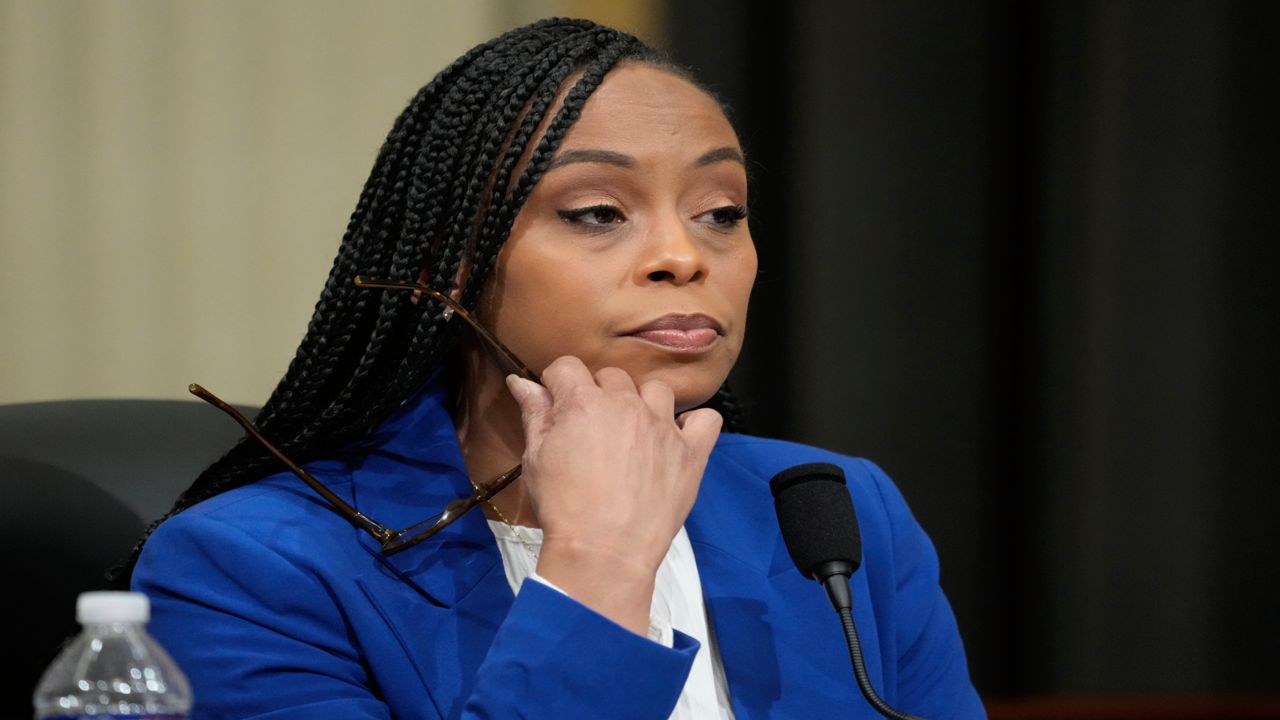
[504,355,723,636]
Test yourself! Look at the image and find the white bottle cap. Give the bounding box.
[77,591,150,624]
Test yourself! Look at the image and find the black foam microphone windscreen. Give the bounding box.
[769,462,862,578]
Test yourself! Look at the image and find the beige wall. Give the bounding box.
[0,0,663,406]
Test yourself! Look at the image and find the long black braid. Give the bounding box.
[112,18,745,584]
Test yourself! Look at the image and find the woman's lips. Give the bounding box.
[624,314,723,350]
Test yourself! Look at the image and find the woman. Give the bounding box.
[127,18,983,719]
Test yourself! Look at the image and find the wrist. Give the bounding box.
[536,536,657,636]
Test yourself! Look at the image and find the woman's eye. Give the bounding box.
[701,204,748,230]
[557,204,626,227]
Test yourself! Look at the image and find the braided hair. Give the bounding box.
[113,18,745,583]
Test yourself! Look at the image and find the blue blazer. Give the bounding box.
[133,378,984,719]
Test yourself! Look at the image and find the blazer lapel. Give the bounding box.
[341,378,516,717]
[351,446,502,608]
[687,443,875,718]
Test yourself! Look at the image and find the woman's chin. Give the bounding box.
[665,377,730,415]
[506,350,734,414]
[615,359,732,414]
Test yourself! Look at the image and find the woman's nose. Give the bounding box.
[636,214,708,286]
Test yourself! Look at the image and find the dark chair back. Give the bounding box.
[0,398,253,702]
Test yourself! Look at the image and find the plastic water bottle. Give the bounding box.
[33,591,192,719]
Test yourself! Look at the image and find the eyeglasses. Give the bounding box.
[190,276,540,555]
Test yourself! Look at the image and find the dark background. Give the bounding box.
[668,0,1279,697]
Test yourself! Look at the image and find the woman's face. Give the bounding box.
[476,63,756,412]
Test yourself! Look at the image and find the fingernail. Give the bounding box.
[505,374,526,397]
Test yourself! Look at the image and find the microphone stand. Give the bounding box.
[815,561,923,720]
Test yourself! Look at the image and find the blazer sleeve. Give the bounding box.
[132,509,392,720]
[134,506,699,720]
[859,458,987,719]
[464,580,699,719]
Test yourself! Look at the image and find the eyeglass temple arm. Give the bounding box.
[381,462,525,556]
[477,463,523,503]
[187,383,395,543]
[353,276,540,384]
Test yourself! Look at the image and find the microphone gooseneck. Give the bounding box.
[769,462,924,720]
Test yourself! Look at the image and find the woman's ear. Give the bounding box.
[450,258,470,304]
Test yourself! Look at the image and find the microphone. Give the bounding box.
[770,463,923,720]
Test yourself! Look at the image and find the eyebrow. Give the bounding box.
[545,146,746,172]
[694,146,746,167]
[546,149,633,171]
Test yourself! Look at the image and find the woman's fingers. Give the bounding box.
[520,354,723,466]
[539,355,596,398]
[638,379,676,419]
[594,365,637,394]
[505,374,553,441]
[676,407,723,456]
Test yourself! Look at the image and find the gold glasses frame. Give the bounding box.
[190,276,540,555]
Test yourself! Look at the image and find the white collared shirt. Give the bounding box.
[487,521,735,719]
